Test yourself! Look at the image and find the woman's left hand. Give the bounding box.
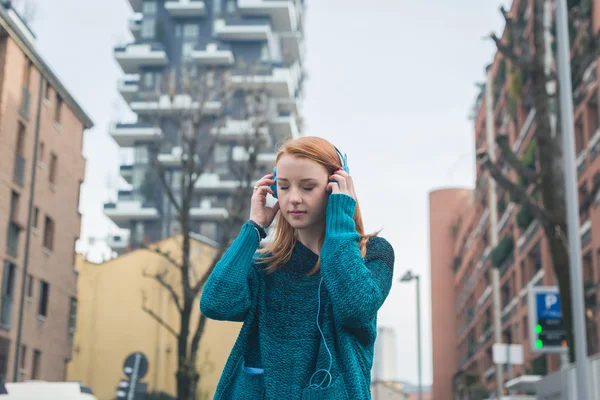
[327,168,357,200]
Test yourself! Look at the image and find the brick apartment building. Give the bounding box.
[430,0,600,398]
[0,2,93,383]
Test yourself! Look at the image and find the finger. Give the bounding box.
[330,174,347,191]
[255,178,275,187]
[327,182,339,194]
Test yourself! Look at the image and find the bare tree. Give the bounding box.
[137,62,273,400]
[477,0,598,362]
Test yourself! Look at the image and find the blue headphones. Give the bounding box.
[270,146,349,199]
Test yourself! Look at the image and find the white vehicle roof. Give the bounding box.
[2,381,97,400]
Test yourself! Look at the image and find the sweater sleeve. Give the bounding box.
[320,194,395,328]
[200,221,262,322]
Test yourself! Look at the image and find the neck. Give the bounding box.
[295,223,325,255]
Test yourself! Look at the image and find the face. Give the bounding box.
[275,155,330,232]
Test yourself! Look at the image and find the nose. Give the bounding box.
[289,187,303,204]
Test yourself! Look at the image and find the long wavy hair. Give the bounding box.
[258,136,377,275]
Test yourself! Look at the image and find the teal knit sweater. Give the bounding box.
[200,194,395,399]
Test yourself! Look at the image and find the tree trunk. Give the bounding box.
[176,367,199,400]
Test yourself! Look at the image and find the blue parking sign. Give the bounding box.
[536,292,562,319]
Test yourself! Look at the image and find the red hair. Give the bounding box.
[258,136,376,275]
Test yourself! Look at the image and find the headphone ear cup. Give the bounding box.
[271,166,278,199]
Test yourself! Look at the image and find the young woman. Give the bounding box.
[200,136,395,399]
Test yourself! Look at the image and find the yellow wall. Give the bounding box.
[67,236,241,400]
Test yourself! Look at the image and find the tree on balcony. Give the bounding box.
[138,62,277,400]
[476,0,600,362]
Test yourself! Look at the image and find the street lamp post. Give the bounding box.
[400,270,422,400]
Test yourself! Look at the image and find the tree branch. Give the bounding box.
[140,244,183,270]
[141,291,178,338]
[142,268,183,312]
[151,145,183,217]
[496,134,538,184]
[190,313,208,361]
[477,150,551,227]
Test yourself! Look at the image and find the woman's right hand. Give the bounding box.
[249,173,280,228]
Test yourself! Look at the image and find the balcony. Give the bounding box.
[104,200,159,228]
[165,0,206,17]
[107,233,130,255]
[191,43,235,66]
[12,152,25,187]
[109,122,163,148]
[118,75,139,102]
[128,14,142,40]
[238,0,299,32]
[278,32,304,63]
[190,206,229,221]
[214,17,272,41]
[129,93,222,116]
[231,147,277,167]
[270,114,300,141]
[194,173,240,193]
[114,43,169,74]
[210,118,269,141]
[231,62,301,99]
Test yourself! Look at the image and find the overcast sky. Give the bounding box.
[25,0,508,386]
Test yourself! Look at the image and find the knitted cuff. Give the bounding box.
[326,194,357,236]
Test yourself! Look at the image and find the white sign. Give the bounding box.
[492,343,524,365]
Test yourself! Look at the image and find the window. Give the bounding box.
[38,141,44,163]
[22,59,31,88]
[31,350,41,379]
[1,262,16,329]
[16,122,25,154]
[43,216,54,250]
[38,281,49,318]
[33,207,39,229]
[141,1,157,39]
[261,43,270,61]
[9,191,20,222]
[134,146,149,164]
[26,275,33,299]
[213,0,221,14]
[226,0,235,13]
[68,297,77,334]
[54,94,62,124]
[49,153,57,184]
[588,92,599,135]
[575,116,585,154]
[19,345,26,379]
[44,81,51,101]
[182,24,199,64]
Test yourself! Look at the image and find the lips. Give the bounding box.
[289,211,306,216]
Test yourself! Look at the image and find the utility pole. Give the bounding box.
[555,0,593,398]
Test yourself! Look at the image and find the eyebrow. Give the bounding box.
[277,178,319,183]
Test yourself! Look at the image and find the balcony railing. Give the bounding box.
[13,152,25,187]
